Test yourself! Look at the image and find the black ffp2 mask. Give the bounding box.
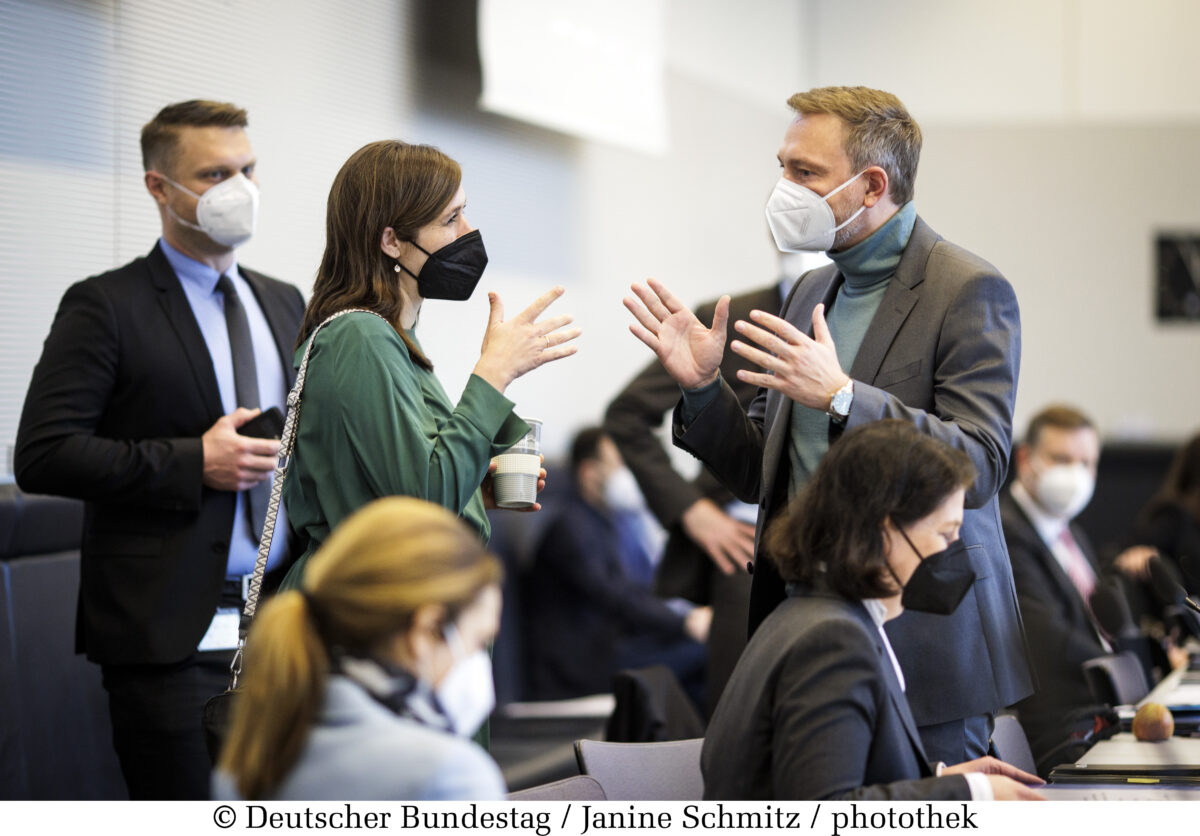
[402,229,489,301]
[896,531,976,616]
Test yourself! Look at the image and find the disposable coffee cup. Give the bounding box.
[493,418,542,509]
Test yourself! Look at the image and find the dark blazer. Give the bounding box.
[604,284,781,707]
[521,489,688,699]
[1000,489,1106,747]
[15,243,305,666]
[702,590,971,800]
[605,284,784,575]
[674,217,1033,728]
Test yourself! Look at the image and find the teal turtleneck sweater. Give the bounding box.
[680,201,918,498]
[784,201,917,496]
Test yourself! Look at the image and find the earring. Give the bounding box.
[394,261,402,273]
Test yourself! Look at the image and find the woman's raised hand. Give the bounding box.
[473,286,581,393]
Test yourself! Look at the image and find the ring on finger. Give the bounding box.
[543,335,550,349]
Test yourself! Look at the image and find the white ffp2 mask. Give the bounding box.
[161,172,259,248]
[765,170,867,252]
[1034,462,1095,520]
[436,624,495,737]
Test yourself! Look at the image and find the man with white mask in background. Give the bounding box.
[16,100,305,799]
[522,427,710,710]
[622,86,1032,766]
[1000,404,1157,763]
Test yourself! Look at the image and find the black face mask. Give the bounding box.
[401,229,489,301]
[893,529,976,616]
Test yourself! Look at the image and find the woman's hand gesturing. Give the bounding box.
[473,286,580,393]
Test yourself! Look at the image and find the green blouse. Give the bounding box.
[280,312,528,588]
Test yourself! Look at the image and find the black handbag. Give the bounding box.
[202,309,383,762]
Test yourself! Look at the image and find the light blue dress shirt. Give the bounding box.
[159,238,289,576]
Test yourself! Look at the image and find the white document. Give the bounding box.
[197,607,241,652]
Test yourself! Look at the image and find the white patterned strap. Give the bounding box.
[228,308,386,686]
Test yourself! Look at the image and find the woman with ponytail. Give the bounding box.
[215,496,505,800]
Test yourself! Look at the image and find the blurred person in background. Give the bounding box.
[1001,405,1176,767]
[1136,431,1200,593]
[522,427,710,709]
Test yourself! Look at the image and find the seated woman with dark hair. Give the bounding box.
[702,420,1044,801]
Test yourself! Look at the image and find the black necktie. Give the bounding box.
[217,274,268,540]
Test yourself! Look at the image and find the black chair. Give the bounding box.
[0,485,125,799]
[605,665,705,742]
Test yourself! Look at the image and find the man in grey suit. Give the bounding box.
[623,86,1033,765]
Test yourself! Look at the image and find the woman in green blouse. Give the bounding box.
[280,140,580,588]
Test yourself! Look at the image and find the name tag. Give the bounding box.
[197,607,241,652]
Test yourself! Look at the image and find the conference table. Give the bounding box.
[1042,665,1200,799]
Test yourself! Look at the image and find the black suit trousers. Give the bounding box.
[101,651,233,800]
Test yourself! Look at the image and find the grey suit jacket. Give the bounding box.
[702,591,971,800]
[674,216,1034,727]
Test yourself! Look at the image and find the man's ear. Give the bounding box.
[1014,443,1031,476]
[862,166,889,208]
[144,171,169,205]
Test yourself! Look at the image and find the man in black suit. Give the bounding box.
[604,264,801,714]
[15,100,305,799]
[1000,405,1152,759]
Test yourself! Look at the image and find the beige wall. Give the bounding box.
[917,123,1200,440]
[3,0,1198,470]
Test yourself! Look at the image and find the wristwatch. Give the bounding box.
[827,378,854,422]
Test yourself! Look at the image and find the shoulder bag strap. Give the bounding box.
[228,307,386,687]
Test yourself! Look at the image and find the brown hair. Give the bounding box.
[765,420,975,599]
[1023,404,1096,450]
[786,86,922,205]
[140,100,248,174]
[297,141,462,370]
[1146,432,1200,522]
[218,496,502,799]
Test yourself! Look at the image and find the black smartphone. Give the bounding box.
[237,406,284,439]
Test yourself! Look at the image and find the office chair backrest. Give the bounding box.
[508,774,607,801]
[1081,651,1151,705]
[574,738,704,800]
[990,714,1037,775]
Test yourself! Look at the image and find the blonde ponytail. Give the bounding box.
[218,590,328,799]
[217,496,502,799]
